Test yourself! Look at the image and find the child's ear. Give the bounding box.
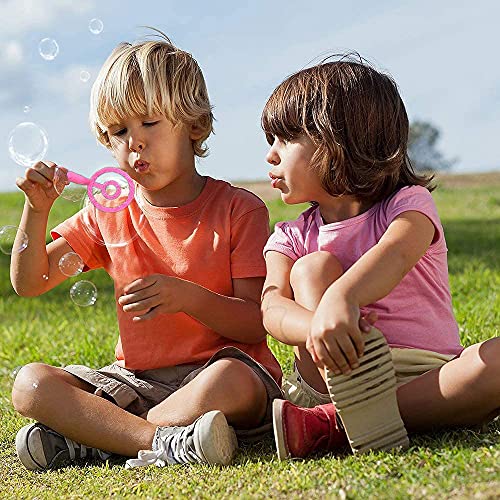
[189,122,205,141]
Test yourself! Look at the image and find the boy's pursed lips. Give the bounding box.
[134,159,150,172]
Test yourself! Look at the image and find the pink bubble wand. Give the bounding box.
[58,167,135,213]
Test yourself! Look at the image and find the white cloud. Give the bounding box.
[0,0,95,37]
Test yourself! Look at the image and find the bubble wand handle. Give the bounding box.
[66,171,105,191]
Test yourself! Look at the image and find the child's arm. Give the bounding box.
[309,210,435,374]
[260,251,314,345]
[118,275,269,344]
[11,161,73,296]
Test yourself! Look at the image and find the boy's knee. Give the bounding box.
[290,251,343,289]
[12,362,55,416]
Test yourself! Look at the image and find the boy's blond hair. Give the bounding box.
[89,32,213,157]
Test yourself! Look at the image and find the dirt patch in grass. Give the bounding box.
[236,172,500,202]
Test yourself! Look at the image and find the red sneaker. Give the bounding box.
[272,400,348,460]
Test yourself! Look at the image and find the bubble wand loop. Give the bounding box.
[58,166,135,212]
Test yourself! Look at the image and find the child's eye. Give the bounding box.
[143,121,159,127]
[112,128,126,137]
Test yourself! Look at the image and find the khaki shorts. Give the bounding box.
[64,346,283,443]
[283,347,457,408]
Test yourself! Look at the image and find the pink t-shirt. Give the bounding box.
[264,185,463,355]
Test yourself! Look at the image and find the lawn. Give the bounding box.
[0,175,498,499]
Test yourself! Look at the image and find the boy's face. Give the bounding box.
[106,115,200,196]
[266,134,324,204]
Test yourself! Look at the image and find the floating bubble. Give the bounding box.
[38,38,59,60]
[70,280,98,307]
[80,70,90,83]
[11,366,22,380]
[8,122,49,167]
[23,105,31,114]
[0,225,29,255]
[42,274,49,281]
[88,18,104,35]
[53,167,87,203]
[58,252,84,277]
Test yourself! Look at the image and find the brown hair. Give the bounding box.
[90,30,214,157]
[261,54,434,202]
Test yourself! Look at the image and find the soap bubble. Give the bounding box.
[58,252,84,277]
[38,38,59,60]
[11,366,22,380]
[89,18,104,35]
[23,105,31,114]
[0,225,29,255]
[8,122,49,167]
[80,70,90,83]
[70,280,97,307]
[53,167,87,203]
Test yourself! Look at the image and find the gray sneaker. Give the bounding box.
[16,422,111,471]
[125,410,238,468]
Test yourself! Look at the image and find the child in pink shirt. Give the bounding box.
[260,56,500,460]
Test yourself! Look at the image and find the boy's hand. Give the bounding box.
[118,274,188,321]
[16,161,61,212]
[307,296,377,375]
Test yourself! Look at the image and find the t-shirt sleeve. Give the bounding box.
[51,207,109,271]
[229,192,270,278]
[263,220,305,262]
[384,185,445,250]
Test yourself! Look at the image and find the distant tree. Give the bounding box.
[408,120,456,171]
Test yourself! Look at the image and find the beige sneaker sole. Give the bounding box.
[325,328,409,454]
[195,410,238,465]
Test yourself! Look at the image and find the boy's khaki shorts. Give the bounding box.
[283,347,457,408]
[64,346,283,444]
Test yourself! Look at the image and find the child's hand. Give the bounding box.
[15,161,61,212]
[118,274,188,321]
[307,296,373,375]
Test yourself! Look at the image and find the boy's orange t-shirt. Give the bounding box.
[52,177,282,383]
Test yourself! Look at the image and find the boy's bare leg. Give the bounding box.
[397,337,500,431]
[145,358,267,429]
[289,251,344,393]
[12,363,156,456]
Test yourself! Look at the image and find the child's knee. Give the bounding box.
[12,363,56,416]
[290,251,342,290]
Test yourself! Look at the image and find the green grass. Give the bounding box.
[0,182,499,499]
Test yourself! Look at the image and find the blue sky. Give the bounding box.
[1,0,499,193]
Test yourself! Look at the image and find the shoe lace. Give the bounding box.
[125,425,202,469]
[63,436,110,461]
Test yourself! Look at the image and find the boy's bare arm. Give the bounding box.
[11,161,73,296]
[119,275,270,344]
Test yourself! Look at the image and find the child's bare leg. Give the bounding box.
[12,363,156,456]
[145,358,267,429]
[397,337,500,431]
[289,251,343,393]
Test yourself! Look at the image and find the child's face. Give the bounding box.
[106,114,199,194]
[266,134,324,204]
